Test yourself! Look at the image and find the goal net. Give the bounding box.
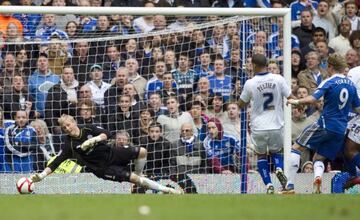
[0,6,296,194]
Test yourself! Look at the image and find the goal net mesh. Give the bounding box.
[0,12,291,193]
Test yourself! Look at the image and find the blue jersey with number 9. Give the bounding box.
[312,74,360,134]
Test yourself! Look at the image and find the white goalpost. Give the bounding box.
[0,6,295,194]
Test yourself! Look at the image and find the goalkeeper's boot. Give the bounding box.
[266,184,275,194]
[278,183,295,194]
[343,176,360,190]
[313,176,322,194]
[275,168,288,189]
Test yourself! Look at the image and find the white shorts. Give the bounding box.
[348,115,360,144]
[250,128,284,155]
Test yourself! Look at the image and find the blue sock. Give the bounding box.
[344,155,357,176]
[352,153,360,169]
[257,159,272,186]
[272,153,284,170]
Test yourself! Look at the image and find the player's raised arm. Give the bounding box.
[287,95,317,106]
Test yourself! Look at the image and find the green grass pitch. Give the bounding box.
[1,194,359,220]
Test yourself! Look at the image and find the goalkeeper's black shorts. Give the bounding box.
[92,146,140,182]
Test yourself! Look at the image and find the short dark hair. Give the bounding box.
[251,54,267,68]
[149,122,162,131]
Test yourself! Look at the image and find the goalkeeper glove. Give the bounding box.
[80,136,102,151]
[30,171,48,183]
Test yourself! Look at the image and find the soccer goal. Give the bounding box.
[0,6,295,194]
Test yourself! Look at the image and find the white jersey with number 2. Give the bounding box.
[240,72,291,131]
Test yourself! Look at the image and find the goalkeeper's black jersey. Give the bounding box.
[48,125,112,172]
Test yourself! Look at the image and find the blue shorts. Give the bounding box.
[295,122,345,160]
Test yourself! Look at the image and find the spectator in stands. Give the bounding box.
[108,94,139,135]
[65,21,80,39]
[222,101,241,140]
[230,77,242,101]
[123,83,143,111]
[205,93,226,122]
[293,9,316,50]
[291,77,299,97]
[157,96,197,142]
[120,39,142,62]
[15,49,32,79]
[190,101,207,141]
[133,1,155,33]
[132,108,155,145]
[349,30,360,56]
[1,74,34,120]
[102,44,122,83]
[301,27,328,59]
[74,84,104,119]
[30,119,56,170]
[315,40,331,71]
[296,86,316,117]
[0,53,18,94]
[346,48,360,69]
[152,15,167,31]
[0,107,11,172]
[70,41,95,86]
[167,6,192,31]
[313,0,336,40]
[196,77,213,105]
[268,17,300,56]
[190,30,210,65]
[5,22,23,43]
[207,24,229,60]
[164,49,177,71]
[208,57,232,102]
[194,50,214,78]
[139,122,174,176]
[13,0,41,40]
[145,60,167,100]
[290,0,318,21]
[35,14,68,41]
[301,161,314,173]
[148,92,167,118]
[343,1,360,32]
[0,0,23,38]
[291,49,305,78]
[45,66,78,136]
[85,64,111,109]
[160,72,179,102]
[50,0,77,31]
[28,53,60,118]
[4,110,38,172]
[297,51,327,94]
[110,15,135,35]
[328,18,352,56]
[171,53,198,99]
[203,117,240,174]
[246,30,268,57]
[104,67,128,115]
[226,50,242,78]
[76,99,102,127]
[172,122,206,174]
[77,0,97,33]
[267,59,281,75]
[125,58,147,99]
[141,46,165,79]
[47,35,68,75]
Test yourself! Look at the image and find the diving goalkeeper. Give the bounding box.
[30,114,182,194]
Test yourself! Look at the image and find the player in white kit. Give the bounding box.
[238,54,292,193]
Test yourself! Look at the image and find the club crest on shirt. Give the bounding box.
[87,135,93,139]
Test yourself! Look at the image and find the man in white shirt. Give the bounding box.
[85,64,111,107]
[238,54,292,194]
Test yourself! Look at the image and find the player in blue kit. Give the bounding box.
[285,53,360,194]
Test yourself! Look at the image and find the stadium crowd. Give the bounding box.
[0,0,359,181]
